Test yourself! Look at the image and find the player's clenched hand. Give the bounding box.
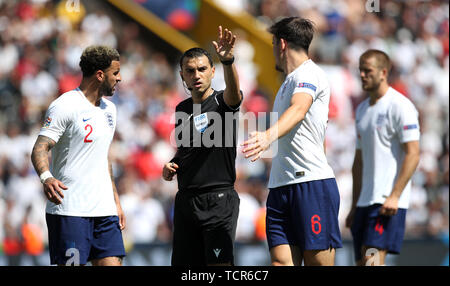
[379,195,399,216]
[116,203,126,230]
[241,131,271,162]
[163,162,179,181]
[43,177,67,205]
[212,26,236,62]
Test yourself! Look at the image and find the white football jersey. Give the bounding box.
[39,88,117,217]
[355,87,420,209]
[268,59,335,188]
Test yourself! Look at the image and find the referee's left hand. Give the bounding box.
[163,162,178,181]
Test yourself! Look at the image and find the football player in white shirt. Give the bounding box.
[31,46,126,266]
[345,50,420,266]
[242,17,342,266]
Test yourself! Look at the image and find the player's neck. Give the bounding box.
[191,87,214,104]
[79,78,102,106]
[369,84,390,105]
[284,50,309,75]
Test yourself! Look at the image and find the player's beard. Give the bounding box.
[362,78,381,92]
[100,75,114,97]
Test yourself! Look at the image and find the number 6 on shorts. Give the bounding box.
[311,214,321,235]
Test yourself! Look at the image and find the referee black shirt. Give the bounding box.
[171,89,242,192]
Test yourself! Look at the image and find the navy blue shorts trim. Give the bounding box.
[46,214,126,265]
[266,178,342,251]
[350,204,407,261]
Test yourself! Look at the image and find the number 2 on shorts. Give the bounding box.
[311,214,321,234]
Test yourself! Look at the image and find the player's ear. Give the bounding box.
[382,67,389,79]
[211,65,215,78]
[96,70,104,82]
[280,38,287,51]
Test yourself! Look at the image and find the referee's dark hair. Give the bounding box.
[79,45,120,78]
[179,47,214,69]
[269,17,315,54]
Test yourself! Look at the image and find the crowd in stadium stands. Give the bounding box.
[0,0,448,262]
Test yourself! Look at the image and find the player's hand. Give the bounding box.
[345,208,356,228]
[116,203,126,230]
[212,26,236,62]
[379,195,399,216]
[241,131,271,162]
[43,177,67,205]
[163,162,179,181]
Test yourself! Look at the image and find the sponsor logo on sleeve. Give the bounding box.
[403,124,418,130]
[43,117,52,128]
[297,82,317,92]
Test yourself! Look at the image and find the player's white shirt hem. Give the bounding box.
[45,210,118,217]
[268,176,336,190]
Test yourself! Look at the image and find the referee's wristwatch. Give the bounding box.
[220,56,234,65]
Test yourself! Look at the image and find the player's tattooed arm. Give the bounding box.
[31,135,56,175]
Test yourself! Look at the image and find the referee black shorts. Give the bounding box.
[171,187,240,266]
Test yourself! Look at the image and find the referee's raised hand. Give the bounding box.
[163,162,179,181]
[212,26,236,63]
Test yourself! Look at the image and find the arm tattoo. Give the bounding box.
[31,135,56,175]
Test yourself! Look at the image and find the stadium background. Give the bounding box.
[0,0,448,266]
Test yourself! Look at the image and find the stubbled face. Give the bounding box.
[100,60,121,97]
[180,55,215,96]
[359,56,384,92]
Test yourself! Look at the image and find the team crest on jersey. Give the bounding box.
[376,113,387,125]
[194,113,208,133]
[43,117,52,128]
[105,112,114,129]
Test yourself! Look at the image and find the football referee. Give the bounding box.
[162,26,242,266]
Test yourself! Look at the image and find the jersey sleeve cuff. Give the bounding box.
[38,130,60,144]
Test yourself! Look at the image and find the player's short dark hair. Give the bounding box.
[79,45,120,77]
[179,47,214,69]
[269,17,315,53]
[360,49,392,72]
